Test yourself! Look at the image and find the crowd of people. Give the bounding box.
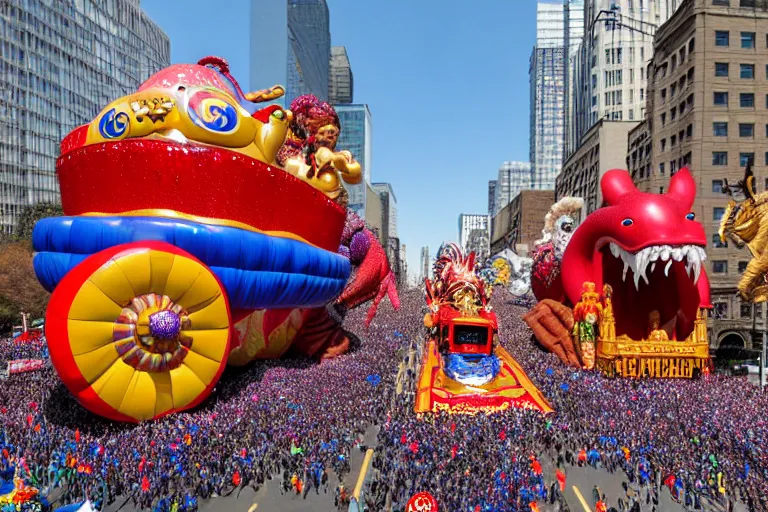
[0,287,766,511]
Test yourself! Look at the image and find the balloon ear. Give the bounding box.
[601,169,636,205]
[667,167,696,211]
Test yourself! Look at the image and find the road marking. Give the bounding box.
[247,504,258,512]
[572,485,592,512]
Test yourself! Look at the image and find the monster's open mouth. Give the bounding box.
[599,241,706,341]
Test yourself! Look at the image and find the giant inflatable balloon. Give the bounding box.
[33,57,398,422]
[524,168,711,367]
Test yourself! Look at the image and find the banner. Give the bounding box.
[7,360,45,374]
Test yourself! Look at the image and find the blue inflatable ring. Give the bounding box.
[33,216,351,311]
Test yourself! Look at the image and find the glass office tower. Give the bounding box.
[0,0,170,233]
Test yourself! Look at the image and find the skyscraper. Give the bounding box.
[335,104,372,219]
[487,181,497,217]
[0,0,170,234]
[458,214,489,252]
[250,0,330,107]
[420,246,431,283]
[493,161,532,217]
[329,46,353,104]
[568,0,682,158]
[529,1,583,190]
[372,182,397,244]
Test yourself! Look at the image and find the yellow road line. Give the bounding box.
[572,485,592,512]
[353,448,375,499]
[247,504,258,512]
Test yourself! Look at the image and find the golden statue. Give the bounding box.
[647,310,669,342]
[719,164,768,303]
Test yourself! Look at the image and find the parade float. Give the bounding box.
[415,244,552,414]
[481,249,533,297]
[524,168,712,378]
[32,57,398,422]
[718,164,768,303]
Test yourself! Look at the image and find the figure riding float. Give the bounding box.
[415,244,551,414]
[33,57,398,422]
[524,169,712,378]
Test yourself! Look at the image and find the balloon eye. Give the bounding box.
[273,109,284,119]
[622,219,633,226]
[686,212,695,220]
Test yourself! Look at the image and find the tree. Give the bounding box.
[0,242,49,334]
[15,202,64,241]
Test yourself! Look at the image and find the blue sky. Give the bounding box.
[142,0,537,277]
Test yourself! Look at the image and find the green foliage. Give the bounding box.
[14,202,64,241]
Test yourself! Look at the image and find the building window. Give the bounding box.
[714,91,728,105]
[714,207,726,221]
[741,303,752,318]
[712,233,728,247]
[712,179,724,193]
[740,123,755,137]
[713,122,728,136]
[687,124,693,137]
[739,261,749,274]
[765,151,768,165]
[659,162,665,175]
[741,152,754,166]
[712,260,728,273]
[712,152,728,165]
[661,139,666,151]
[742,32,756,49]
[712,0,729,4]
[715,31,729,46]
[715,63,729,76]
[741,64,755,79]
[690,38,696,53]
[741,0,755,6]
[741,93,755,107]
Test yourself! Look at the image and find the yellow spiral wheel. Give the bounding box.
[46,241,231,422]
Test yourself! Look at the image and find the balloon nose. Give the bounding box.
[285,109,294,123]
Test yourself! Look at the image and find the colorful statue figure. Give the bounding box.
[32,57,397,423]
[719,164,768,303]
[572,282,602,370]
[647,310,669,342]
[277,95,362,205]
[530,197,584,302]
[524,168,711,368]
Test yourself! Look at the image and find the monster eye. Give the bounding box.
[686,212,695,220]
[273,109,285,119]
[622,218,633,226]
[562,222,574,233]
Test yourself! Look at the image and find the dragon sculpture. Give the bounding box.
[718,164,768,303]
[524,168,711,367]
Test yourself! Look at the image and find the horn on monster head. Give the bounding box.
[744,161,757,201]
[601,169,637,205]
[667,167,696,211]
[722,178,733,197]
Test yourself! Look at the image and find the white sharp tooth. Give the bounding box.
[697,246,707,262]
[672,248,683,261]
[664,259,673,276]
[623,260,629,281]
[660,246,671,261]
[649,246,659,262]
[651,262,657,273]
[636,248,650,285]
[634,269,641,290]
[693,259,702,284]
[610,243,620,258]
